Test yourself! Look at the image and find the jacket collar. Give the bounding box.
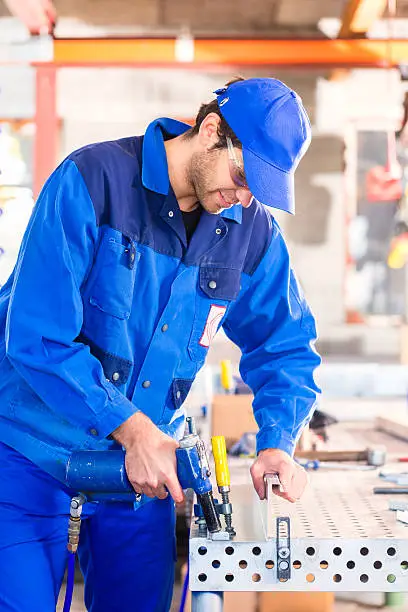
[142,117,190,195]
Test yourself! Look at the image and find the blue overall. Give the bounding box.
[0,118,320,610]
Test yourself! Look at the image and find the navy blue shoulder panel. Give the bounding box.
[68,137,184,260]
[200,199,274,275]
[68,137,147,239]
[68,137,273,273]
[240,201,274,276]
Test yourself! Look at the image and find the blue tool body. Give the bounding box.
[296,459,320,471]
[176,444,212,496]
[65,418,222,533]
[66,443,210,506]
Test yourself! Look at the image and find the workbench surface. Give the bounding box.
[190,420,408,593]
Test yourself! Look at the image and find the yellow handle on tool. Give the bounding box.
[211,435,230,488]
[220,360,233,393]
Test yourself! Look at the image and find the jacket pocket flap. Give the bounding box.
[199,266,241,301]
[172,379,194,410]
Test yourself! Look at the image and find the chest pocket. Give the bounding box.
[188,266,241,364]
[87,228,140,320]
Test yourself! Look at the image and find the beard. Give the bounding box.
[188,150,237,214]
[188,150,216,212]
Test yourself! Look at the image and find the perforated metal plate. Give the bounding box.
[190,469,408,592]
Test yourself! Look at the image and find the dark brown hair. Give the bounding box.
[185,76,244,149]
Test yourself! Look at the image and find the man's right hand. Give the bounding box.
[112,411,184,503]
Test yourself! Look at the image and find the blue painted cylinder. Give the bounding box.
[66,445,212,499]
[66,451,131,492]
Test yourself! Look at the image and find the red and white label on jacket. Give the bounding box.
[199,304,227,348]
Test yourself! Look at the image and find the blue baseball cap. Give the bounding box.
[214,78,312,214]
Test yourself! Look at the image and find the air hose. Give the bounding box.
[63,553,76,612]
[63,495,86,612]
[179,563,189,612]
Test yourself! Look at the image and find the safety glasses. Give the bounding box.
[226,136,248,189]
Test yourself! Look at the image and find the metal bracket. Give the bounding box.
[263,473,284,540]
[389,500,408,512]
[276,516,291,582]
[396,510,408,525]
[380,472,408,486]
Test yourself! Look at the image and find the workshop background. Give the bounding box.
[3,1,408,611]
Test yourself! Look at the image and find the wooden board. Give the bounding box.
[375,415,408,443]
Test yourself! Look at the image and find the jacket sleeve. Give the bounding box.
[5,159,137,441]
[222,219,321,457]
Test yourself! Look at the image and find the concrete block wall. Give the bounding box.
[48,0,343,33]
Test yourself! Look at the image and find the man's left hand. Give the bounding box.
[250,448,308,503]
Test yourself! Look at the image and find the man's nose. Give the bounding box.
[236,189,253,208]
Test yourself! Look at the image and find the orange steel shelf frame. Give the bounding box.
[34,66,58,199]
[51,37,408,68]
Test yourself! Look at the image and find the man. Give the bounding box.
[0,77,320,611]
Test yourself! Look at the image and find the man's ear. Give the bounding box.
[197,113,221,150]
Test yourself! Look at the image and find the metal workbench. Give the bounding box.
[189,422,408,610]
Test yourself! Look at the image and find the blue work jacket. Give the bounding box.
[0,118,321,483]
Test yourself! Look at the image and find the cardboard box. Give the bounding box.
[211,394,257,443]
[211,393,313,452]
[259,591,334,612]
